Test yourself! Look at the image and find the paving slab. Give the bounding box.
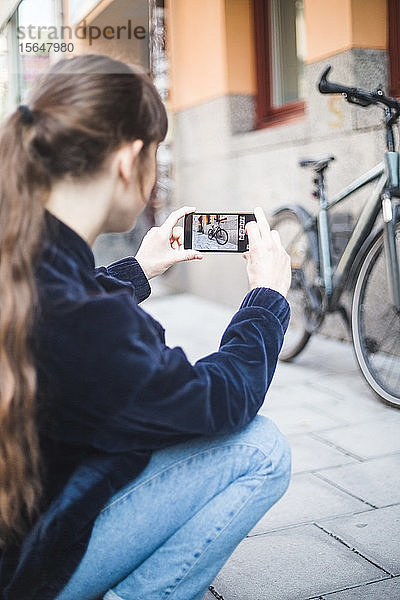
[317,505,400,576]
[265,381,345,407]
[303,385,394,425]
[314,415,400,459]
[269,361,330,387]
[322,576,400,599]
[211,525,386,600]
[317,454,400,507]
[288,434,358,474]
[310,370,377,401]
[143,293,233,362]
[141,293,400,599]
[250,473,369,535]
[260,398,346,435]
[285,334,358,376]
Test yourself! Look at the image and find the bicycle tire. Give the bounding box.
[216,228,228,245]
[352,222,400,407]
[271,209,318,361]
[208,229,214,240]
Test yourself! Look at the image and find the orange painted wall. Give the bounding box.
[167,0,389,110]
[165,0,228,112]
[305,0,387,63]
[166,0,256,111]
[225,0,257,95]
[304,0,352,62]
[351,0,387,50]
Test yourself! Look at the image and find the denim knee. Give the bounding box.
[241,414,292,495]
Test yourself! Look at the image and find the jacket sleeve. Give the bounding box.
[42,286,290,452]
[94,257,151,303]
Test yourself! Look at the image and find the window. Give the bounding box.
[0,25,10,120]
[0,17,20,120]
[0,0,62,116]
[17,0,60,102]
[253,0,305,127]
[388,0,400,97]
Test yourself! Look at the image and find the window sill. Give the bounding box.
[256,99,306,129]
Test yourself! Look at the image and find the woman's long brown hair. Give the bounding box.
[0,54,167,547]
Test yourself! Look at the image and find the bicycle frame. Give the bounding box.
[276,65,400,404]
[317,155,400,312]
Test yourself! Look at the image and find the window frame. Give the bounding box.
[253,0,305,128]
[388,0,400,97]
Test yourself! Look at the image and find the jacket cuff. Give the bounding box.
[240,287,290,333]
[106,257,151,303]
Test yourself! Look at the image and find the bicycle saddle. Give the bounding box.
[298,156,335,171]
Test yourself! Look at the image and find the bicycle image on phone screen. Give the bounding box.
[193,214,238,251]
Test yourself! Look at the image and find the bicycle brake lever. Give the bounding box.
[343,93,372,108]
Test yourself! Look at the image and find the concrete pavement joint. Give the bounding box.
[247,521,319,536]
[312,434,400,462]
[246,507,378,536]
[310,432,366,461]
[306,431,365,462]
[320,575,399,598]
[296,401,350,426]
[314,523,393,576]
[208,585,226,599]
[312,472,378,508]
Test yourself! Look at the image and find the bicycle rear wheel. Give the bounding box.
[352,223,400,407]
[272,209,319,361]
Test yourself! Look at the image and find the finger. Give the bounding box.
[173,249,203,264]
[271,229,282,246]
[246,220,261,246]
[254,206,271,240]
[162,206,196,233]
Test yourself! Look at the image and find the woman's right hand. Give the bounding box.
[243,207,291,298]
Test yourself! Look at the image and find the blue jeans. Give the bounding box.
[55,415,291,600]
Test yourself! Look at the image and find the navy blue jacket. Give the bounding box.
[0,210,290,600]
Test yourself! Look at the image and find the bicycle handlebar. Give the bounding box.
[318,65,400,112]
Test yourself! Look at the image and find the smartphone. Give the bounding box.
[184,212,256,252]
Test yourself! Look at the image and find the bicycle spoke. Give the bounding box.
[353,223,400,406]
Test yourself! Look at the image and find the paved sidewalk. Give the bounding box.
[142,291,400,600]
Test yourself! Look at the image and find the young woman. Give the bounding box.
[0,54,291,600]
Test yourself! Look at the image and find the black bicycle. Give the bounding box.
[207,224,228,245]
[272,66,400,408]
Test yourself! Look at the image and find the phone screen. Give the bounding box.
[184,212,256,252]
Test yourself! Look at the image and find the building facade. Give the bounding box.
[0,1,398,337]
[164,0,395,330]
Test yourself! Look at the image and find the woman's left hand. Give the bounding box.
[135,206,203,280]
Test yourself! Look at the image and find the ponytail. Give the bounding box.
[0,110,49,547]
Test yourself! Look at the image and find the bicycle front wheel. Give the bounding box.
[272,209,319,361]
[216,228,228,245]
[352,223,400,407]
